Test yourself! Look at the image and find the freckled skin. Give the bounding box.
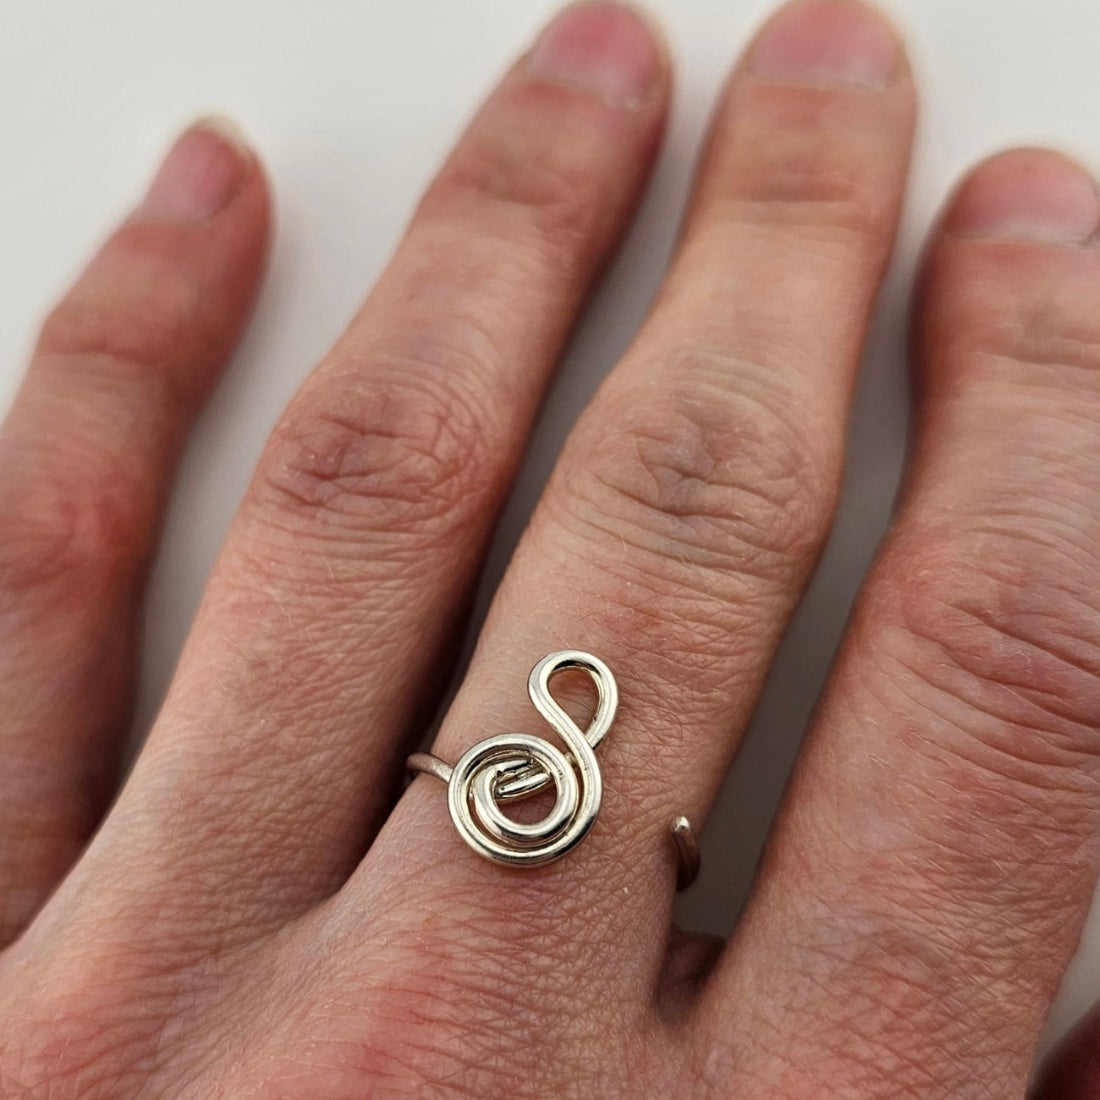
[2,3,1100,1097]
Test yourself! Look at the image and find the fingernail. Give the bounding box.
[947,149,1100,243]
[748,0,900,88]
[526,1,665,108]
[138,117,254,222]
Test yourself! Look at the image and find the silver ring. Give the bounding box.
[407,650,700,888]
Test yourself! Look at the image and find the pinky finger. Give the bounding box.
[0,120,269,945]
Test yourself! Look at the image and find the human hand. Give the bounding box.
[3,1,1100,1095]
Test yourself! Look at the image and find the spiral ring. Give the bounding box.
[407,650,700,886]
[408,651,613,867]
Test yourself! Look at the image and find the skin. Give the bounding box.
[4,0,1100,1094]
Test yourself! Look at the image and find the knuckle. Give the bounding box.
[0,461,148,600]
[726,178,892,247]
[420,113,596,257]
[558,355,834,587]
[925,238,1100,391]
[986,324,1100,410]
[877,521,1100,770]
[721,86,903,243]
[253,367,501,541]
[37,239,202,395]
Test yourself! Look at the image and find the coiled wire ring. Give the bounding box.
[407,650,700,888]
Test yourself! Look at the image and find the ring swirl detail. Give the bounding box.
[407,651,616,868]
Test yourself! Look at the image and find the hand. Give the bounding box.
[3,0,1100,1095]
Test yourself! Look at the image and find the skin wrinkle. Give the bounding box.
[418,76,642,262]
[412,189,591,302]
[918,245,1100,395]
[908,432,1100,539]
[164,582,445,751]
[857,646,1098,810]
[34,211,264,410]
[23,350,185,466]
[36,244,207,384]
[882,565,1100,757]
[984,343,1100,390]
[721,905,1015,1097]
[256,373,506,536]
[695,73,906,230]
[197,896,666,1099]
[554,388,834,583]
[829,697,1098,998]
[883,612,1100,755]
[648,233,877,398]
[797,602,1100,917]
[532,487,785,626]
[0,398,174,604]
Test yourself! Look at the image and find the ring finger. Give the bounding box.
[341,0,915,1063]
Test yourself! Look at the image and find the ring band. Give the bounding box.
[407,650,699,889]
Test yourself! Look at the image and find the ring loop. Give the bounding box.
[407,650,700,887]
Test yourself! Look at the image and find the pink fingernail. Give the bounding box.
[526,1,665,108]
[749,0,900,88]
[138,117,254,222]
[946,149,1100,243]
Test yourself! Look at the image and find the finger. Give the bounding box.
[0,120,268,945]
[701,150,1100,1096]
[353,0,913,1031]
[54,1,671,944]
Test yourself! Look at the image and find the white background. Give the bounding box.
[4,0,1100,1054]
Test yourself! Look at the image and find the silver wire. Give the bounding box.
[407,651,700,888]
